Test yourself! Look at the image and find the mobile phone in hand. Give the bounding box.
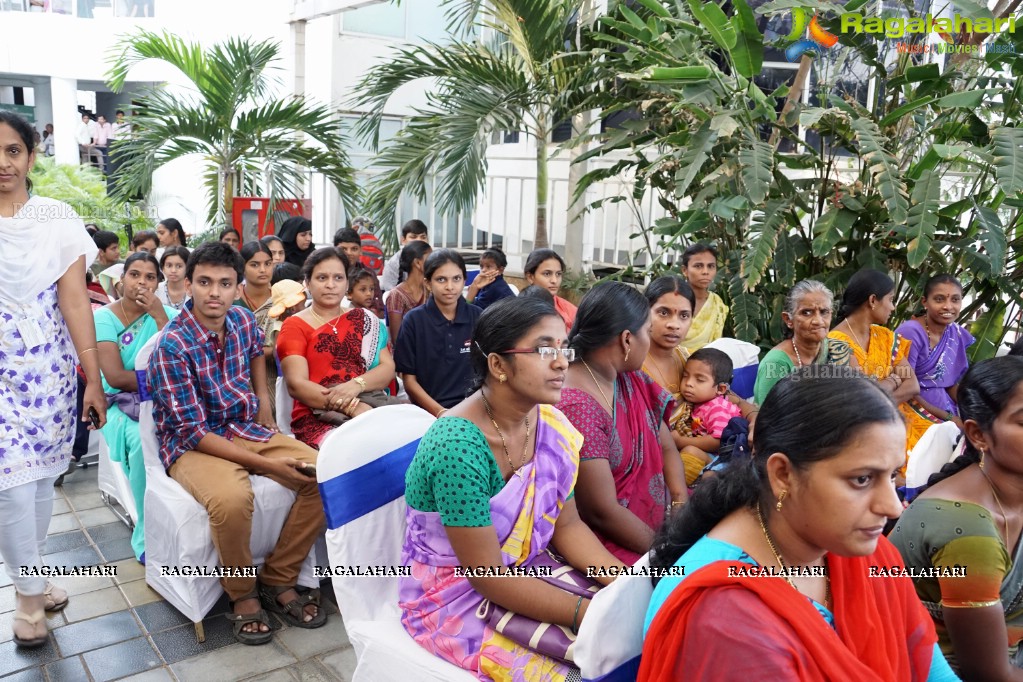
[88,407,101,429]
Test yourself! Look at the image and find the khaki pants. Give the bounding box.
[168,434,322,601]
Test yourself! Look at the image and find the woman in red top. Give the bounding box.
[524,248,577,332]
[277,248,396,449]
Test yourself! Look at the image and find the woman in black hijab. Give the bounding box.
[277,217,315,268]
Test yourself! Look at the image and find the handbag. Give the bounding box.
[475,550,600,664]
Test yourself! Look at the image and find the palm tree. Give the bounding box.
[106,30,359,226]
[352,0,591,250]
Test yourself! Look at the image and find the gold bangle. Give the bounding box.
[353,376,368,391]
[78,347,98,358]
[436,408,449,418]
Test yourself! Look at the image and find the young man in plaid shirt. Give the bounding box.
[148,242,326,645]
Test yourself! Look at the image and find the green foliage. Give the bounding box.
[576,0,1023,357]
[105,30,358,227]
[29,158,149,246]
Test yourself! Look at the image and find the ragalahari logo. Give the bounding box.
[785,7,840,62]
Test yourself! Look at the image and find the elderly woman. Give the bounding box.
[401,296,625,680]
[752,279,849,405]
[277,247,399,449]
[893,357,1023,680]
[95,252,177,562]
[641,370,958,681]
[556,282,688,565]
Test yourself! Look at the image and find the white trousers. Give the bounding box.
[0,476,57,595]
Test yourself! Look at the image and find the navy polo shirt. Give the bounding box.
[395,297,483,408]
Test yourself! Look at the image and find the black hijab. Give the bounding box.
[277,216,315,268]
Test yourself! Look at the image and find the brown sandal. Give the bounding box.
[225,591,273,645]
[43,581,69,612]
[13,609,48,648]
[258,583,327,629]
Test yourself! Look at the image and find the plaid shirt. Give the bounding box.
[148,301,274,470]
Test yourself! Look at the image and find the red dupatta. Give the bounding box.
[639,536,936,681]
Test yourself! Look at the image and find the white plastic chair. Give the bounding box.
[905,421,965,500]
[137,334,318,642]
[96,431,137,528]
[704,337,760,400]
[275,376,294,436]
[317,405,474,681]
[576,554,652,682]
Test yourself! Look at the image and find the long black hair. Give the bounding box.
[836,269,894,323]
[123,251,163,282]
[301,246,349,282]
[923,356,1023,488]
[398,240,432,283]
[424,248,466,281]
[568,282,650,356]
[649,368,901,583]
[240,240,272,264]
[157,218,187,247]
[469,297,562,392]
[524,248,565,276]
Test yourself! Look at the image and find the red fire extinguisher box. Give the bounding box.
[232,198,311,242]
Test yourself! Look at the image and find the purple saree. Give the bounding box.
[400,405,583,682]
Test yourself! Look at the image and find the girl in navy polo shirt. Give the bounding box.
[395,249,482,417]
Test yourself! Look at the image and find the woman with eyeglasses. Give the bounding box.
[401,296,625,679]
[394,249,482,417]
[556,282,689,565]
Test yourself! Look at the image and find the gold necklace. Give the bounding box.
[581,359,615,411]
[310,307,343,335]
[979,466,1015,550]
[922,316,943,350]
[790,339,804,368]
[647,352,680,392]
[844,320,869,353]
[481,391,531,474]
[755,503,831,607]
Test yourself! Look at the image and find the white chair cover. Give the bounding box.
[704,337,760,400]
[317,405,474,681]
[275,376,294,436]
[576,554,652,682]
[905,421,965,500]
[137,334,317,625]
[96,431,137,527]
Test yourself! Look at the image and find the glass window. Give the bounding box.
[344,1,406,38]
[406,0,449,42]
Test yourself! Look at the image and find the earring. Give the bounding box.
[776,490,788,512]
[499,374,508,383]
[979,448,985,469]
[624,348,630,362]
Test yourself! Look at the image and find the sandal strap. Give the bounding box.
[225,608,269,625]
[13,610,46,625]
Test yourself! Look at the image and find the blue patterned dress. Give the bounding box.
[0,284,78,490]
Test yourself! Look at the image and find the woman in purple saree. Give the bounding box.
[400,297,624,681]
[895,275,974,450]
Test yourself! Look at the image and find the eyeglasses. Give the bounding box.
[501,346,576,362]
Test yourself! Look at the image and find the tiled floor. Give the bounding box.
[0,463,357,681]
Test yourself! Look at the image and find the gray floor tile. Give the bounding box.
[0,635,59,676]
[50,572,116,598]
[0,587,13,614]
[87,522,132,545]
[96,538,136,563]
[170,640,296,682]
[52,609,143,656]
[44,530,89,555]
[0,567,12,588]
[81,636,161,682]
[120,580,163,608]
[115,667,176,681]
[150,614,240,664]
[51,497,72,516]
[0,668,46,682]
[41,545,102,569]
[134,602,192,634]
[275,618,349,660]
[110,559,147,585]
[62,586,128,623]
[317,647,356,682]
[240,669,294,682]
[75,506,120,527]
[47,513,81,535]
[289,659,343,681]
[44,654,89,681]
[66,491,106,511]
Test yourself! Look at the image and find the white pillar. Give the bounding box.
[49,76,79,166]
